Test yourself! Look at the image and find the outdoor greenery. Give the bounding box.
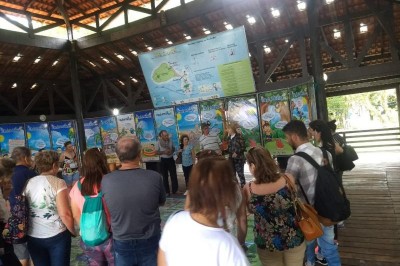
[327,89,399,130]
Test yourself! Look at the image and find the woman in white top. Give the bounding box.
[158,157,249,266]
[24,151,75,266]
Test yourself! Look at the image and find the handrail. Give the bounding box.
[337,127,400,149]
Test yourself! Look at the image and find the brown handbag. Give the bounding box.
[283,175,323,241]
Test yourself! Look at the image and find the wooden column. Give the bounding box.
[69,40,86,154]
[307,0,328,121]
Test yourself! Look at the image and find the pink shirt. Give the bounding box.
[69,177,111,226]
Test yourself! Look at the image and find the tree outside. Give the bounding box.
[327,88,399,130]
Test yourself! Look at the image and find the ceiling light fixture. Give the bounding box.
[130,77,138,83]
[165,38,173,44]
[263,45,271,54]
[12,54,21,62]
[223,21,233,30]
[87,60,96,67]
[12,83,17,88]
[101,57,110,63]
[130,49,138,56]
[271,8,280,18]
[31,83,38,89]
[246,15,256,25]
[115,53,124,60]
[360,23,368,34]
[297,1,306,11]
[325,0,334,4]
[52,60,59,66]
[112,108,119,116]
[34,57,41,64]
[333,29,341,39]
[118,80,125,86]
[203,28,211,35]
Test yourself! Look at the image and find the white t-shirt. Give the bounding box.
[159,211,249,266]
[24,175,67,238]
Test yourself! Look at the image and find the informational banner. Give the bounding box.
[289,84,312,127]
[175,103,202,150]
[98,116,119,163]
[227,97,261,149]
[0,123,26,156]
[26,122,51,154]
[139,26,255,108]
[116,113,136,138]
[49,120,76,153]
[259,91,293,156]
[83,119,102,149]
[199,99,226,147]
[154,108,179,149]
[135,110,159,162]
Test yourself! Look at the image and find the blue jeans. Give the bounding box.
[27,230,71,266]
[113,233,160,266]
[305,224,341,266]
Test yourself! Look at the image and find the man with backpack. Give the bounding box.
[282,120,341,266]
[102,137,166,266]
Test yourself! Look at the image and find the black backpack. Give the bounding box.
[295,149,351,224]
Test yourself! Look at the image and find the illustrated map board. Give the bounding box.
[139,26,255,108]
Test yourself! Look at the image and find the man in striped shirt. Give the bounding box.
[199,122,223,155]
[283,120,340,266]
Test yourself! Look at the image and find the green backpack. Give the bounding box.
[77,180,110,246]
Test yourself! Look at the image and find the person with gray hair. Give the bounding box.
[101,137,166,266]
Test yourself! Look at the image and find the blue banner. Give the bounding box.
[83,119,102,149]
[175,103,201,150]
[98,116,119,163]
[49,120,76,152]
[154,108,179,149]
[199,99,226,142]
[0,123,25,156]
[135,110,159,162]
[139,26,255,108]
[26,122,51,154]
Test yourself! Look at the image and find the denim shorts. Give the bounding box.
[62,171,80,186]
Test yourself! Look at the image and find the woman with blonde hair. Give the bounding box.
[243,147,304,266]
[158,157,249,266]
[24,150,75,266]
[70,148,114,265]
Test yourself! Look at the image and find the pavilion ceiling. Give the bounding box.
[0,0,399,118]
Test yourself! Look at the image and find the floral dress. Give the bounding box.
[248,181,304,251]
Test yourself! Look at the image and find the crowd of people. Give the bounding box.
[0,118,349,266]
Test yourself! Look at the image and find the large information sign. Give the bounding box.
[139,26,255,108]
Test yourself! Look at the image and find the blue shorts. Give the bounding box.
[62,171,80,186]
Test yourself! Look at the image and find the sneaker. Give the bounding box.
[337,221,345,228]
[315,256,328,266]
[184,190,188,196]
[304,262,315,266]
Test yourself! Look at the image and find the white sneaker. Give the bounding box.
[304,262,315,266]
[184,190,188,196]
